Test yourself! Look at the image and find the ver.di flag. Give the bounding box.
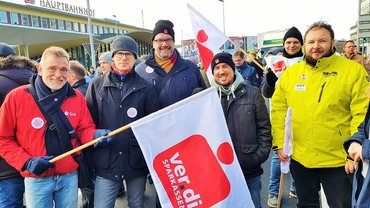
[131,87,254,208]
[187,4,227,82]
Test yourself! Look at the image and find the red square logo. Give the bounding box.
[163,29,168,34]
[153,134,231,207]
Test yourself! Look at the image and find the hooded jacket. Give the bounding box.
[0,56,35,179]
[272,53,369,168]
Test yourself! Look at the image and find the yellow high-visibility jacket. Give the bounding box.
[271,53,369,168]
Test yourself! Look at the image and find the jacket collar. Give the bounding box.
[146,48,187,75]
[304,52,337,71]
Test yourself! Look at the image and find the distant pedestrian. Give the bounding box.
[233,50,260,87]
[68,60,89,96]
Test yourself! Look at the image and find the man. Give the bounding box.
[0,46,111,207]
[136,19,206,208]
[68,60,89,96]
[136,19,206,108]
[232,50,260,87]
[271,21,369,208]
[262,26,304,207]
[98,51,113,75]
[0,43,35,208]
[85,35,159,208]
[342,40,368,74]
[210,52,272,208]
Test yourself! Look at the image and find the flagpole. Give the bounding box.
[49,124,131,163]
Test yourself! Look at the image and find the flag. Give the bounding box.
[131,87,254,208]
[187,4,228,82]
[264,55,302,80]
[281,107,293,173]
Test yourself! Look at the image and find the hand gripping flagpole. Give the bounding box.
[49,124,131,163]
[227,38,267,73]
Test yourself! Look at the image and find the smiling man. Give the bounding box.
[210,52,272,208]
[85,35,159,208]
[0,46,102,207]
[136,19,205,109]
[271,21,369,208]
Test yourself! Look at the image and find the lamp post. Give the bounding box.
[113,14,118,36]
[219,0,225,34]
[86,0,96,70]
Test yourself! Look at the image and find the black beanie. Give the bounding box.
[211,52,235,74]
[0,42,15,57]
[152,20,175,41]
[283,27,303,45]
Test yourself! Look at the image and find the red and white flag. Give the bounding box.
[131,87,254,208]
[187,4,228,82]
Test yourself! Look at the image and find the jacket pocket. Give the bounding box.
[239,144,260,170]
[128,138,147,169]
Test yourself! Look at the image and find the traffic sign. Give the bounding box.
[82,43,100,57]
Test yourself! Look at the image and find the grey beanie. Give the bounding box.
[111,35,138,59]
[99,51,113,64]
[0,42,15,57]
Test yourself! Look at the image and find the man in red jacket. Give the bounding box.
[0,46,111,207]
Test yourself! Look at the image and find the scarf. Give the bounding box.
[31,74,76,156]
[211,71,245,100]
[155,52,177,73]
[112,63,133,80]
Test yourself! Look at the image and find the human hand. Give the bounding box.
[348,142,363,162]
[94,129,113,148]
[345,159,357,174]
[25,156,55,176]
[266,69,278,87]
[277,149,289,162]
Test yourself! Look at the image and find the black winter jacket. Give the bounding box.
[220,83,272,179]
[85,70,159,180]
[0,56,35,179]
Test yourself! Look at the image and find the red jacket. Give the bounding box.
[0,85,96,178]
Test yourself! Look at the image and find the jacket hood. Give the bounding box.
[0,56,36,85]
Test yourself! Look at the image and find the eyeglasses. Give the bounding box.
[115,52,134,59]
[153,38,174,44]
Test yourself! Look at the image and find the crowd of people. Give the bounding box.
[1,19,370,208]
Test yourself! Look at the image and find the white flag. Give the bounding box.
[131,87,254,208]
[187,4,228,82]
[281,107,293,174]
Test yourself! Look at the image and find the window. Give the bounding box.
[98,26,103,34]
[57,19,64,30]
[50,18,57,29]
[0,10,8,23]
[73,22,79,31]
[65,20,72,31]
[21,14,30,26]
[41,17,48,28]
[92,25,98,34]
[109,27,113,33]
[32,15,40,27]
[80,23,86,33]
[11,12,20,25]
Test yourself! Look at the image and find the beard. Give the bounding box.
[305,46,334,67]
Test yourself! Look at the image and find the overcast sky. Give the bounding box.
[9,0,359,42]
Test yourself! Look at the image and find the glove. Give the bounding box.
[266,69,278,87]
[24,156,55,176]
[94,129,113,148]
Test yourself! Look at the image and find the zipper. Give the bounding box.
[318,82,326,103]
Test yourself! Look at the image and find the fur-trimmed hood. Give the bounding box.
[0,56,37,71]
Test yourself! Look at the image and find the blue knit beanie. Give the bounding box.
[111,35,138,59]
[0,42,15,57]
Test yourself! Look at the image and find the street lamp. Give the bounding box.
[86,0,96,70]
[219,0,225,34]
[113,14,118,36]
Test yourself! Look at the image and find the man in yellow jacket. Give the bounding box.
[271,21,369,208]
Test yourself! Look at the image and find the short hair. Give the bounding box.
[304,21,335,42]
[343,40,355,47]
[233,50,244,59]
[69,60,87,78]
[40,46,69,64]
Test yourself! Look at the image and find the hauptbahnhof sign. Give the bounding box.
[25,0,96,17]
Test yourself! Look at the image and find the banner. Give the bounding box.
[187,4,227,82]
[131,87,254,208]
